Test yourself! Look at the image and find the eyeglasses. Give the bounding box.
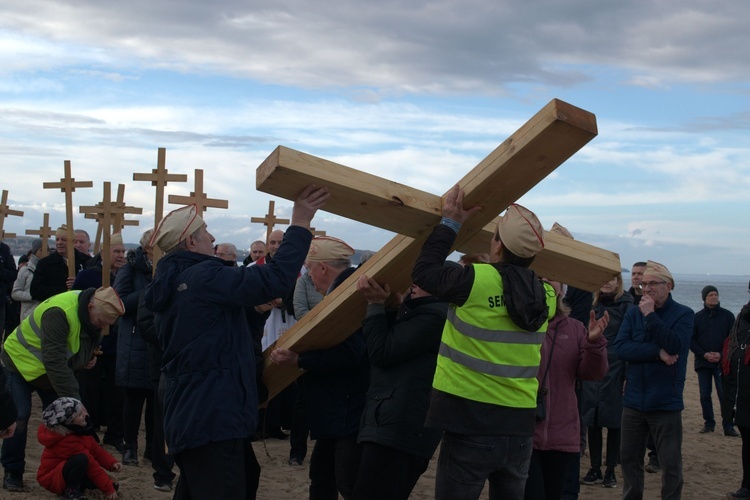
[638,281,667,290]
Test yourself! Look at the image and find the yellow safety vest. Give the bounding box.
[4,291,82,382]
[432,264,556,408]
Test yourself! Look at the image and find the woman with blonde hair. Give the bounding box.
[580,274,634,489]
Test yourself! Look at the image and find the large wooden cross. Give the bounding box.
[0,190,24,239]
[25,213,53,257]
[133,148,188,269]
[80,182,117,288]
[42,161,93,278]
[255,98,622,401]
[251,200,291,245]
[168,169,229,214]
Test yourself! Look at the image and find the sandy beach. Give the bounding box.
[0,351,743,499]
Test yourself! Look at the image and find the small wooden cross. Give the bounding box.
[0,190,24,239]
[133,148,188,269]
[168,169,229,215]
[80,182,116,288]
[310,227,327,237]
[83,184,142,253]
[42,161,93,278]
[25,213,53,257]
[251,200,291,245]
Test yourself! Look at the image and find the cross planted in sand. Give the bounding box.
[254,98,623,401]
[42,161,93,278]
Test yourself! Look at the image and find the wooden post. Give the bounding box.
[0,190,24,239]
[251,201,291,245]
[42,161,93,278]
[25,213,53,257]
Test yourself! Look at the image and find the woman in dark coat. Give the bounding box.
[580,274,634,488]
[352,274,448,500]
[112,231,153,466]
[722,284,750,500]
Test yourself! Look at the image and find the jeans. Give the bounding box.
[435,431,533,500]
[524,449,576,500]
[620,407,683,500]
[697,367,729,428]
[352,441,429,500]
[0,369,58,474]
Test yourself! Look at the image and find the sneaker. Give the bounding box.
[700,423,715,433]
[726,427,741,437]
[581,467,603,485]
[645,455,660,473]
[728,487,750,499]
[153,480,173,492]
[603,468,617,488]
[2,471,23,492]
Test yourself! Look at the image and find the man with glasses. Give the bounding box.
[614,260,694,500]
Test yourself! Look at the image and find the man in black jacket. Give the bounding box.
[271,236,368,500]
[691,285,738,436]
[30,225,91,302]
[0,241,17,339]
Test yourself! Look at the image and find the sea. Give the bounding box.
[629,273,750,316]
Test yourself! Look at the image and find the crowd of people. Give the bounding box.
[0,183,749,499]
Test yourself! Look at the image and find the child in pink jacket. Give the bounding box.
[37,397,121,499]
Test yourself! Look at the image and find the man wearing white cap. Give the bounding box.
[143,185,328,500]
[614,259,693,500]
[411,185,557,500]
[1,286,124,491]
[271,235,369,500]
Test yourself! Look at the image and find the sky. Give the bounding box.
[1,0,749,276]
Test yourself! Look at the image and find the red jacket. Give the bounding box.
[37,425,118,495]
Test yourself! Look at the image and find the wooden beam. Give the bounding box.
[258,99,619,401]
[0,190,24,239]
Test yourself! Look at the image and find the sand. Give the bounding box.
[0,352,743,499]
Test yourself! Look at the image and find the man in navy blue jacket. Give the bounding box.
[144,185,328,500]
[691,285,738,436]
[614,260,694,500]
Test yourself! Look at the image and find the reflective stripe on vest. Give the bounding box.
[3,291,82,382]
[432,264,556,408]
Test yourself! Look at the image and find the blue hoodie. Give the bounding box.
[143,225,311,455]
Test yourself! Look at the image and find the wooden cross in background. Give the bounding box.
[168,169,229,214]
[255,98,622,401]
[80,182,116,288]
[251,200,291,245]
[310,227,327,237]
[0,190,24,239]
[133,148,188,269]
[42,161,93,278]
[84,184,142,254]
[25,213,53,257]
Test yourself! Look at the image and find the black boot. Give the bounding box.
[123,446,139,466]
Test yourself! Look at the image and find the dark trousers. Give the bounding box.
[123,387,154,453]
[352,441,429,500]
[524,449,577,500]
[435,431,533,500]
[588,426,620,468]
[61,454,97,492]
[152,374,175,484]
[173,438,260,500]
[621,407,683,500]
[1,369,58,474]
[697,367,730,428]
[77,354,124,442]
[739,426,750,489]
[289,378,309,462]
[309,435,361,500]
